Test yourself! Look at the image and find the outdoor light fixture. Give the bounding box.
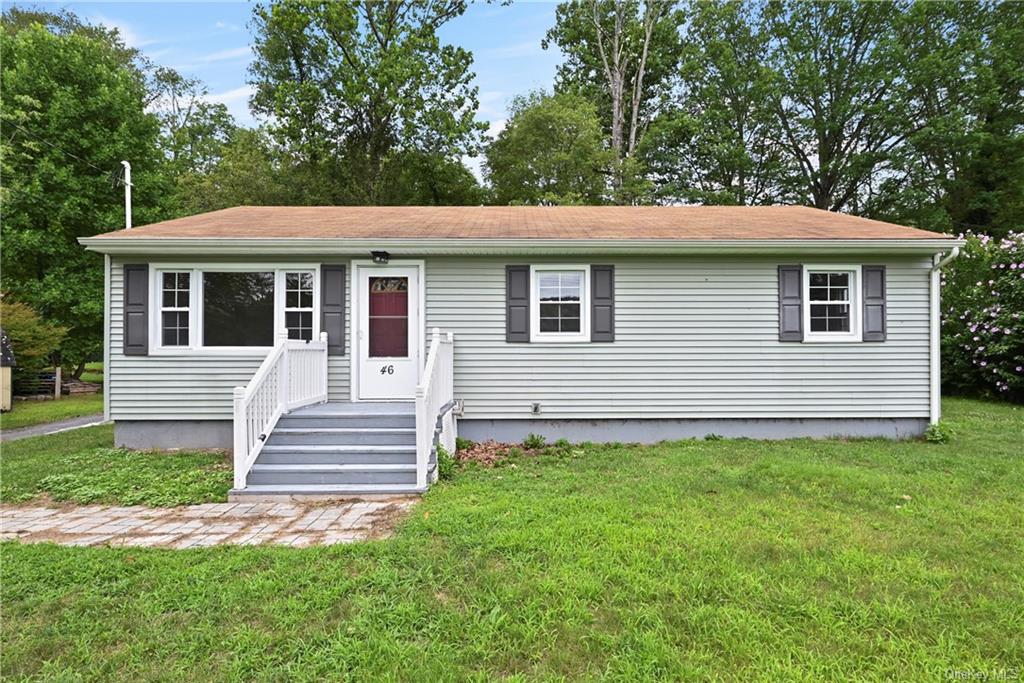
[371,250,390,264]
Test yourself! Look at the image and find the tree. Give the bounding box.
[874,1,1024,236]
[544,0,682,200]
[762,1,913,213]
[0,298,68,378]
[174,128,289,213]
[1,20,164,374]
[249,0,486,205]
[147,68,238,215]
[390,152,485,205]
[150,69,236,177]
[485,92,613,205]
[641,0,788,205]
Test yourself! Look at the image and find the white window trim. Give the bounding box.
[283,271,316,341]
[802,264,861,343]
[529,264,590,343]
[158,270,191,348]
[149,263,320,355]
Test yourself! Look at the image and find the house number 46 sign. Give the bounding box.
[379,365,395,375]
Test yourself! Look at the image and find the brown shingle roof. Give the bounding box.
[93,205,950,240]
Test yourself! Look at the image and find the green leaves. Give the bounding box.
[1,19,163,368]
[248,0,485,205]
[485,92,614,205]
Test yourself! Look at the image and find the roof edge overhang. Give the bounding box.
[79,236,964,256]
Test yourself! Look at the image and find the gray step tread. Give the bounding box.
[251,463,415,472]
[233,484,425,494]
[273,428,415,434]
[261,444,416,452]
[290,402,413,416]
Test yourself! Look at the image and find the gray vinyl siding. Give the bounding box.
[108,258,349,421]
[425,255,931,419]
[108,253,931,421]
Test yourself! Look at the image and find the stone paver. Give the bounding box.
[0,499,416,548]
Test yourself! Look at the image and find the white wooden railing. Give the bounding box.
[415,328,456,489]
[232,330,329,488]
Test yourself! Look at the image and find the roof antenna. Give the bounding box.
[113,160,133,229]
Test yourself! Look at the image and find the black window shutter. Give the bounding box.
[321,265,346,356]
[123,264,149,356]
[862,265,887,342]
[591,265,615,342]
[778,265,803,342]
[506,265,530,343]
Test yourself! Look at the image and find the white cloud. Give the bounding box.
[476,90,508,119]
[206,85,254,106]
[214,21,241,32]
[170,46,253,71]
[88,14,157,49]
[199,46,252,63]
[478,40,544,60]
[486,118,507,140]
[204,85,256,126]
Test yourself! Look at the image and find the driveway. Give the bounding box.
[0,499,416,548]
[1,414,106,442]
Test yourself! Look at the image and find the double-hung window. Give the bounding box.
[284,271,315,341]
[803,265,860,342]
[530,265,589,342]
[152,266,319,351]
[160,272,191,347]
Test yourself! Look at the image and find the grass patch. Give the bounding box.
[2,398,1022,680]
[0,424,230,506]
[79,361,104,384]
[0,393,104,431]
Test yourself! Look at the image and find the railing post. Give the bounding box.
[415,385,428,490]
[232,386,246,489]
[278,328,289,411]
[320,331,329,399]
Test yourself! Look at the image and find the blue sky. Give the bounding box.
[17,0,564,147]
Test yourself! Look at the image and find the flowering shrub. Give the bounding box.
[941,232,1024,402]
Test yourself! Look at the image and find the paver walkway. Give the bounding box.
[0,500,416,548]
[0,414,106,442]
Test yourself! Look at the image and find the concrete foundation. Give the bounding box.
[457,417,928,443]
[115,416,928,451]
[115,420,232,450]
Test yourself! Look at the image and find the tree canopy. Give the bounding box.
[1,19,164,372]
[248,0,486,205]
[2,0,1022,371]
[486,92,613,205]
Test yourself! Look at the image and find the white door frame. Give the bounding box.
[349,260,426,402]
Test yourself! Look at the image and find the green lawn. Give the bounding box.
[2,398,1022,680]
[0,424,230,506]
[1,392,104,431]
[80,361,104,385]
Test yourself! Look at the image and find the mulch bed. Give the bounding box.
[455,440,579,467]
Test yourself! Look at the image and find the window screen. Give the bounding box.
[537,271,582,333]
[284,271,314,341]
[160,272,190,346]
[202,272,275,346]
[808,271,852,333]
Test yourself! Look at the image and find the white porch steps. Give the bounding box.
[229,402,428,500]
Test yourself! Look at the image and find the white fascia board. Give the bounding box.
[79,236,965,256]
